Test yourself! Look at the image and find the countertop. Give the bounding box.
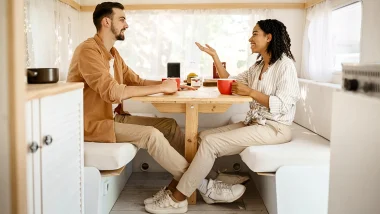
[26,82,84,101]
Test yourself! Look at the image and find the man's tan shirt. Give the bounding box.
[67,34,145,143]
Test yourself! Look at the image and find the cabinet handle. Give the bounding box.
[44,135,53,145]
[29,142,39,153]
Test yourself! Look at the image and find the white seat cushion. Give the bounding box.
[240,123,330,172]
[84,142,138,170]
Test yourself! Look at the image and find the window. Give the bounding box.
[332,2,362,72]
[115,10,270,80]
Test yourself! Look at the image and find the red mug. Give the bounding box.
[217,79,236,95]
[162,78,181,89]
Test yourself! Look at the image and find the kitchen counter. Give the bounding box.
[26,82,84,101]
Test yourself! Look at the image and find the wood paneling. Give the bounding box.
[152,103,186,113]
[81,3,305,12]
[131,87,252,104]
[199,103,232,113]
[151,103,232,113]
[185,103,198,205]
[100,165,126,177]
[257,172,276,177]
[59,0,81,11]
[8,0,27,213]
[26,82,84,101]
[305,0,325,8]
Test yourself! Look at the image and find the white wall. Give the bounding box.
[272,9,305,72]
[80,12,95,42]
[360,0,380,63]
[0,0,11,213]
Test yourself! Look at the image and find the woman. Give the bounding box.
[144,19,300,214]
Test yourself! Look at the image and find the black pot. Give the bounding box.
[27,68,59,84]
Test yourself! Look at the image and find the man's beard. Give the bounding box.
[111,24,125,41]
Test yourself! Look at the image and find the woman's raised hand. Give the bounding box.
[195,42,217,57]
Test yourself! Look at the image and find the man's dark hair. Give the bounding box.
[93,2,124,31]
[256,19,295,65]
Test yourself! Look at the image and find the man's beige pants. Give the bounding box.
[114,114,188,180]
[176,121,292,197]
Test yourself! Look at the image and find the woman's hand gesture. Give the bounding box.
[195,42,217,57]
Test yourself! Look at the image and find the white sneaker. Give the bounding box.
[145,190,188,214]
[202,179,246,204]
[144,186,166,205]
[216,173,250,185]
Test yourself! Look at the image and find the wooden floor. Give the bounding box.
[110,172,268,214]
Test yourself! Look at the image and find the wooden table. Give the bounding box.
[127,87,253,204]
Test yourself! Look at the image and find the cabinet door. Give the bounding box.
[26,100,42,214]
[39,89,84,214]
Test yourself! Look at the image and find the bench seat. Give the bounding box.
[240,124,330,172]
[84,142,138,170]
[229,113,330,172]
[83,113,155,171]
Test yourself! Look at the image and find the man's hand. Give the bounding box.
[195,42,217,57]
[161,80,178,94]
[180,85,198,91]
[232,82,253,96]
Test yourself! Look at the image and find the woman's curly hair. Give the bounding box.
[256,19,295,65]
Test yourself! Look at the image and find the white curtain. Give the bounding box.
[300,0,333,82]
[115,9,272,80]
[25,0,80,81]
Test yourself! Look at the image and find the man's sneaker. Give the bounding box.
[145,190,188,214]
[216,173,250,185]
[144,186,166,205]
[201,179,246,204]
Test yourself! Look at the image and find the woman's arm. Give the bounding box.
[195,42,230,78]
[212,54,230,78]
[231,82,270,108]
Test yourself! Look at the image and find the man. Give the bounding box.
[67,2,248,213]
[67,1,190,181]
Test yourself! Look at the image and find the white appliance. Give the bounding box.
[342,63,380,97]
[328,90,380,214]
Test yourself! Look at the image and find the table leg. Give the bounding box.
[185,103,198,205]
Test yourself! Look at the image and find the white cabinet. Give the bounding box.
[328,91,380,214]
[26,89,84,214]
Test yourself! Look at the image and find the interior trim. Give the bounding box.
[9,0,27,213]
[59,1,308,12]
[81,3,305,12]
[59,0,81,11]
[305,0,325,8]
